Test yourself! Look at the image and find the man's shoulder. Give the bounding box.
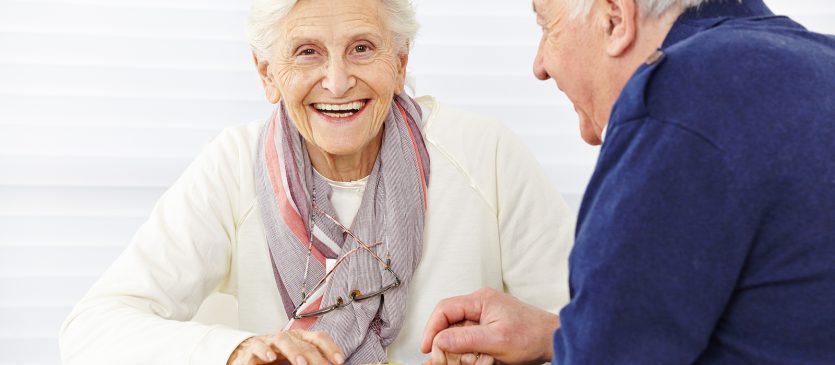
[613,19,835,148]
[667,17,835,74]
[658,17,834,107]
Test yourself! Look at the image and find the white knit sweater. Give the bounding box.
[60,96,575,365]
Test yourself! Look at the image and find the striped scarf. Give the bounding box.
[255,94,429,364]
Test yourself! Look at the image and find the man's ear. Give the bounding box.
[252,52,281,104]
[395,51,410,94]
[602,0,637,57]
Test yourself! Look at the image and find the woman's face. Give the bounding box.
[261,0,408,157]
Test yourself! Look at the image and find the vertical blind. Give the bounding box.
[0,0,833,363]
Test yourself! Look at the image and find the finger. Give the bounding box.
[445,351,462,365]
[247,338,278,363]
[460,353,477,365]
[458,320,480,327]
[292,330,345,365]
[274,332,330,365]
[475,354,494,365]
[233,345,273,365]
[430,343,447,365]
[455,317,483,365]
[271,333,310,365]
[288,332,333,365]
[421,293,486,353]
[434,325,497,355]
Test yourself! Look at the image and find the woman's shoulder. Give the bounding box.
[416,95,532,170]
[416,95,508,141]
[417,96,520,158]
[181,120,264,194]
[194,120,265,171]
[210,120,265,154]
[415,95,549,208]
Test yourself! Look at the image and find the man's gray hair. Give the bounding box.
[569,0,710,17]
[246,0,419,60]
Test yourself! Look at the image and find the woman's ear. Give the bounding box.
[602,0,638,57]
[252,52,281,104]
[395,51,410,94]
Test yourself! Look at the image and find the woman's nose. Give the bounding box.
[322,58,356,97]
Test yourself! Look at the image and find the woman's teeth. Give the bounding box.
[313,100,366,118]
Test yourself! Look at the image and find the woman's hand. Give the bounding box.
[428,343,495,365]
[227,330,345,365]
[425,320,495,365]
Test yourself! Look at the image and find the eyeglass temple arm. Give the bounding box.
[312,205,390,263]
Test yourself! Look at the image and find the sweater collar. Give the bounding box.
[663,0,775,48]
[605,0,776,134]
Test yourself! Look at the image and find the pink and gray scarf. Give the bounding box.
[255,94,429,364]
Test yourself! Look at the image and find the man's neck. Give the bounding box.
[595,6,685,131]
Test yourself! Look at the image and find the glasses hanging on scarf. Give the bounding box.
[292,181,401,320]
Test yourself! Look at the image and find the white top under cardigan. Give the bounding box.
[59,96,575,365]
[316,172,368,273]
[316,171,368,227]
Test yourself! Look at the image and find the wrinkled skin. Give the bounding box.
[253,0,408,181]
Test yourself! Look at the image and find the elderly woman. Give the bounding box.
[59,0,574,364]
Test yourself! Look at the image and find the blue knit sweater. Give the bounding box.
[553,1,835,364]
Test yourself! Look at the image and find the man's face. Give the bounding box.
[533,0,606,145]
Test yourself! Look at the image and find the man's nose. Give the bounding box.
[322,58,356,97]
[533,38,551,81]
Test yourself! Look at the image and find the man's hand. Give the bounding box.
[421,288,560,365]
[227,330,345,365]
[424,320,495,365]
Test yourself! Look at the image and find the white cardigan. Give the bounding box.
[60,96,575,365]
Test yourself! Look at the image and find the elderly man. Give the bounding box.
[421,0,835,364]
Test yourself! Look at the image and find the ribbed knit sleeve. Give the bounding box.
[59,128,256,365]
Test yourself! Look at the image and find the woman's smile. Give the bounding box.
[310,99,370,123]
[252,0,410,174]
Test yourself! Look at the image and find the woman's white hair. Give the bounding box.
[245,0,419,60]
[569,0,710,18]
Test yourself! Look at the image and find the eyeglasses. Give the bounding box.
[292,204,401,320]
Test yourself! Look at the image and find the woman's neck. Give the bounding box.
[305,132,383,182]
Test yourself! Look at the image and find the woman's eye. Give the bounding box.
[354,44,369,53]
[294,47,321,64]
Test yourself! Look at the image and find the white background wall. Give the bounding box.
[0,0,833,364]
